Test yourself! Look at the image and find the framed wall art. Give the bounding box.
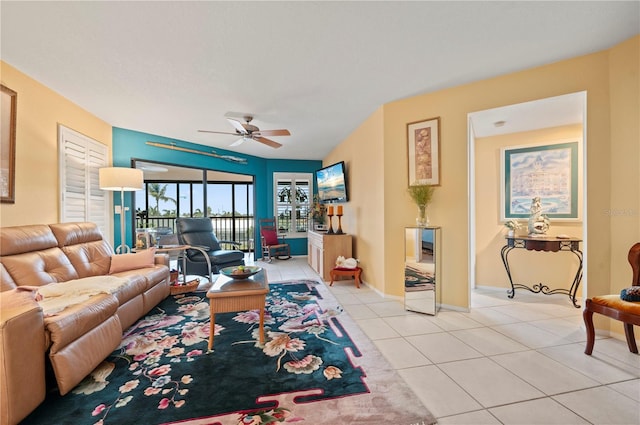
[501,140,580,221]
[1,84,17,203]
[407,116,440,186]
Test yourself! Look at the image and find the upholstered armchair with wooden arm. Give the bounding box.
[583,242,640,355]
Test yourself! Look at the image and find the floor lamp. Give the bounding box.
[99,167,143,254]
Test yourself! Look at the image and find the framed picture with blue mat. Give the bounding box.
[501,140,581,221]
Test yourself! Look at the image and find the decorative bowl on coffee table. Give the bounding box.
[220,265,262,280]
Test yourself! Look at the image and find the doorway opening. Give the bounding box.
[467,92,588,309]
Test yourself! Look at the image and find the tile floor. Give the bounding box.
[250,256,640,425]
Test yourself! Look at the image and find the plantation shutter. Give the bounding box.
[273,172,312,236]
[58,125,110,237]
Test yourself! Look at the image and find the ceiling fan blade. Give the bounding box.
[226,117,248,134]
[229,138,245,147]
[198,130,239,135]
[253,136,282,148]
[254,129,291,137]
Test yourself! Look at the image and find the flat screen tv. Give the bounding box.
[315,161,349,203]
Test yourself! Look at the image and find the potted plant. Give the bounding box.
[504,220,521,237]
[407,184,435,227]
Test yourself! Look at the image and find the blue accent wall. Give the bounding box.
[111,127,321,256]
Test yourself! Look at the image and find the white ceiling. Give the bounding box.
[2,1,638,160]
[469,91,586,138]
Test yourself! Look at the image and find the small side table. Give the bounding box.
[206,270,269,350]
[155,244,190,285]
[156,244,213,283]
[330,267,362,289]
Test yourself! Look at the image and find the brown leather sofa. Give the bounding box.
[0,222,170,425]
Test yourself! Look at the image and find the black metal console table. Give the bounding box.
[500,236,583,308]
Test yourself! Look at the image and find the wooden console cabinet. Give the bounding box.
[307,230,352,280]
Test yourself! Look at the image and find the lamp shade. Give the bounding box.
[99,167,143,191]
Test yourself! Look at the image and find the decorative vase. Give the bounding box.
[507,229,515,237]
[416,205,429,227]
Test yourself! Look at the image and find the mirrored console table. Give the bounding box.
[500,235,583,308]
[404,227,441,315]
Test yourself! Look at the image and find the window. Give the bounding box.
[147,182,177,218]
[207,183,232,216]
[58,125,109,236]
[178,183,192,217]
[273,173,312,237]
[206,182,253,245]
[134,178,254,251]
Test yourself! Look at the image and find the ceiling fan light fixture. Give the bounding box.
[200,113,290,149]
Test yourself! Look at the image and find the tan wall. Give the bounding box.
[609,36,640,289]
[0,61,112,227]
[338,35,639,315]
[606,36,640,336]
[475,125,584,291]
[383,85,475,303]
[323,107,386,294]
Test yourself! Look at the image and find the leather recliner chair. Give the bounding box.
[176,217,245,276]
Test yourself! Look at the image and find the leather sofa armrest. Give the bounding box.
[0,290,47,425]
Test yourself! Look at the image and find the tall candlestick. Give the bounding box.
[326,207,334,234]
[337,205,343,215]
[336,215,344,234]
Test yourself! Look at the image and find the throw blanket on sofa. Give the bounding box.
[36,276,129,315]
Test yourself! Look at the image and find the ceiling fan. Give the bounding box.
[198,115,290,149]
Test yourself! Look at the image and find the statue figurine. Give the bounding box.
[528,196,550,235]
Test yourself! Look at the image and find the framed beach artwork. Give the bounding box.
[1,84,17,204]
[501,140,581,221]
[407,117,440,186]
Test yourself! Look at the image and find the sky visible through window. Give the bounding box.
[136,183,251,216]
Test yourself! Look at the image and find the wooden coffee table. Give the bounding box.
[206,269,269,350]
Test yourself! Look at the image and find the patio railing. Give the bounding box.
[137,216,255,251]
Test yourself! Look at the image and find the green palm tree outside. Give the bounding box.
[191,206,213,218]
[147,183,177,217]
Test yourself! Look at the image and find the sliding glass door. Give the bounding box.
[133,160,254,251]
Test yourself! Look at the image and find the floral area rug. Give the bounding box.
[22,280,436,425]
